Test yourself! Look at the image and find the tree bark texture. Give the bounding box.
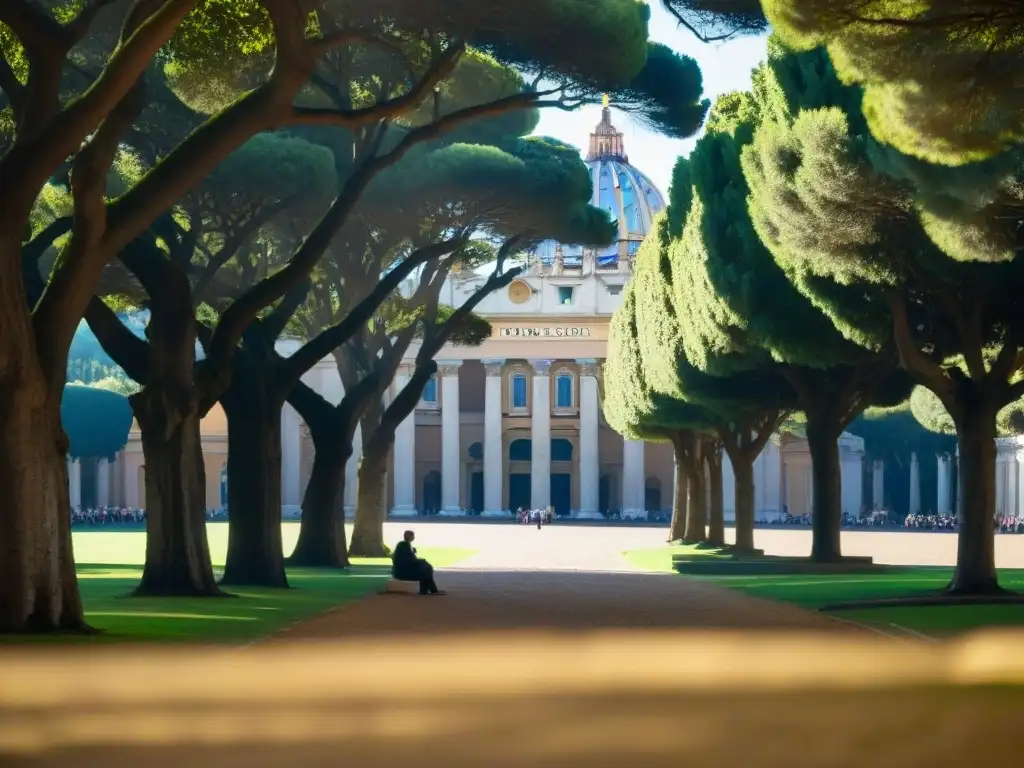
[806,417,843,563]
[288,427,350,568]
[706,447,725,547]
[132,385,222,596]
[731,456,757,553]
[0,381,86,632]
[685,466,707,544]
[948,400,1000,594]
[669,451,688,543]
[220,377,288,588]
[349,447,390,558]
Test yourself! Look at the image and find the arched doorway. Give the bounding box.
[508,438,532,511]
[645,477,662,512]
[550,438,574,516]
[423,470,441,515]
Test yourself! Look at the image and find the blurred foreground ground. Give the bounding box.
[3,633,1024,767]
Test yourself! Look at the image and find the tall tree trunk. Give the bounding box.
[948,398,1000,594]
[682,434,707,544]
[684,466,707,543]
[349,446,390,558]
[668,447,688,543]
[706,446,725,547]
[0,381,87,632]
[288,426,349,568]
[220,377,288,588]
[132,386,222,596]
[806,416,843,563]
[731,454,757,553]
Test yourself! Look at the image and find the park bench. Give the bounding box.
[385,579,419,595]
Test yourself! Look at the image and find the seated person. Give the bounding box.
[392,530,445,595]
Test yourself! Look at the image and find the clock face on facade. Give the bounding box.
[508,280,531,304]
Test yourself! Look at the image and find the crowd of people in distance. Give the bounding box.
[70,506,145,526]
[999,516,1024,534]
[70,506,228,527]
[755,507,1024,534]
[902,513,957,530]
[69,503,1024,535]
[516,507,554,526]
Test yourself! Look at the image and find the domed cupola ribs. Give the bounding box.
[533,98,665,273]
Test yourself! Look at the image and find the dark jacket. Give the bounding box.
[392,540,421,581]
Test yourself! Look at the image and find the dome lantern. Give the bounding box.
[531,101,665,273]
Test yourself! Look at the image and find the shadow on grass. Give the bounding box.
[694,565,1024,618]
[1,563,394,646]
[672,549,878,577]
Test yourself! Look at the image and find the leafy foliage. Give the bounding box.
[764,0,1024,164]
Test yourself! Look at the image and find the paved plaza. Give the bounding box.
[384,520,1024,571]
[270,522,1024,643]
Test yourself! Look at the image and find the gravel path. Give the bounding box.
[272,523,871,642]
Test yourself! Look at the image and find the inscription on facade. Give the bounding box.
[497,326,592,338]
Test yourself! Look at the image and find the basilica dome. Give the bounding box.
[532,100,666,270]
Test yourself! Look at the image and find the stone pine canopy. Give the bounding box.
[531,97,666,270]
[61,384,133,460]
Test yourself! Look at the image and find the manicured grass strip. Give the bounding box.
[0,527,477,644]
[621,543,735,573]
[843,604,1024,636]
[0,564,391,645]
[695,569,1024,607]
[627,543,1024,636]
[71,522,475,569]
[695,568,1024,636]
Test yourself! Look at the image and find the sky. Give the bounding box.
[534,2,768,196]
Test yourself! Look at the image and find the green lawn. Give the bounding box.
[714,569,1024,638]
[72,521,474,570]
[621,543,735,573]
[623,544,1024,638]
[5,524,475,645]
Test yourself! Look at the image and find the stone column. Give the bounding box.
[482,359,506,516]
[721,451,736,523]
[756,439,782,520]
[936,454,951,516]
[124,455,139,509]
[1016,446,1024,518]
[1006,445,1019,519]
[622,438,645,513]
[909,452,921,516]
[279,404,302,519]
[67,457,81,509]
[439,360,464,515]
[871,459,884,509]
[576,358,601,519]
[530,359,552,510]
[839,438,864,518]
[345,423,360,519]
[95,458,110,508]
[72,459,83,508]
[954,446,961,522]
[391,363,418,517]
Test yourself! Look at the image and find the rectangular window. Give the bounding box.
[557,286,574,305]
[422,376,437,404]
[511,375,527,409]
[606,285,622,296]
[556,375,573,408]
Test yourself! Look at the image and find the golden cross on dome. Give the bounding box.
[602,93,610,108]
